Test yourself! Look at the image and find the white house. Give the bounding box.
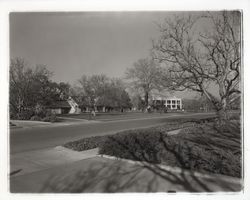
[152,95,182,110]
[67,97,81,114]
[165,97,182,110]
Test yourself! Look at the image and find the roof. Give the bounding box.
[47,100,71,109]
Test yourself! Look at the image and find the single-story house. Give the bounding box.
[47,97,81,114]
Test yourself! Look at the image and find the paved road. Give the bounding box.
[10,112,215,154]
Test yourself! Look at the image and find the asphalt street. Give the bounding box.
[10,112,215,154]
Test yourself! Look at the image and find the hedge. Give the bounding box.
[99,122,241,178]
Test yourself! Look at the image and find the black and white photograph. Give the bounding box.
[0,0,249,199]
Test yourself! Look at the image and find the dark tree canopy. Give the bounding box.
[9,57,70,118]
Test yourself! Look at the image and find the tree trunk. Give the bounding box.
[216,98,229,125]
[217,108,229,121]
[144,91,149,107]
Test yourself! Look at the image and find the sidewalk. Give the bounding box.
[10,146,242,193]
[10,146,98,177]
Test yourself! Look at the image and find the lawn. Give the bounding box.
[59,112,168,121]
[64,115,242,178]
[58,111,213,122]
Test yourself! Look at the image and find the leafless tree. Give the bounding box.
[125,58,164,108]
[153,11,241,121]
[75,74,131,111]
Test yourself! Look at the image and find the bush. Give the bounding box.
[160,130,242,177]
[10,122,16,127]
[99,128,163,163]
[16,109,34,120]
[30,115,42,121]
[42,113,57,122]
[99,122,241,178]
[64,136,106,151]
[228,112,241,120]
[63,121,197,152]
[34,104,47,118]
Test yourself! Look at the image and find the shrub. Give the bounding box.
[16,109,34,120]
[42,113,57,122]
[160,132,242,177]
[99,123,241,178]
[30,115,42,121]
[34,104,47,118]
[228,112,241,121]
[99,128,163,163]
[10,122,16,127]
[64,136,106,151]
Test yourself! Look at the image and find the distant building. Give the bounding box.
[152,96,182,110]
[165,97,182,110]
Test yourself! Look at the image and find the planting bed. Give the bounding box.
[64,116,241,178]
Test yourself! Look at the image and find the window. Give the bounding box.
[172,100,176,104]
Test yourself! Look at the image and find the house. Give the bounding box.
[47,97,81,114]
[165,97,182,110]
[67,97,81,114]
[152,96,182,110]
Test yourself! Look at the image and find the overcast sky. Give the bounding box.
[10,11,212,98]
[10,12,170,82]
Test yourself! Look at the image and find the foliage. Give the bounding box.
[161,122,241,177]
[30,115,42,121]
[42,113,57,122]
[130,94,145,110]
[63,136,106,151]
[99,120,241,177]
[9,57,71,119]
[15,109,34,120]
[99,129,163,163]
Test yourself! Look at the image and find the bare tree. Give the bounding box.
[125,58,164,108]
[153,11,241,121]
[76,75,131,111]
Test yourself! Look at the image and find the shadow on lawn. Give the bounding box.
[40,120,242,193]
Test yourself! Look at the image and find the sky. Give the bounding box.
[10,12,169,82]
[10,11,210,99]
